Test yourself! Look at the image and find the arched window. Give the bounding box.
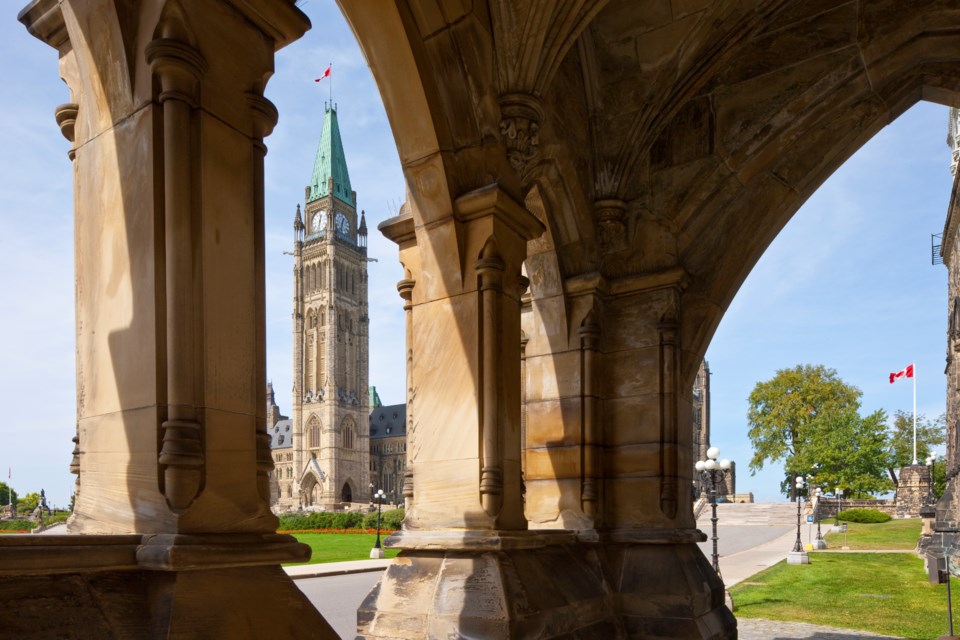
[342,416,356,449]
[308,416,320,449]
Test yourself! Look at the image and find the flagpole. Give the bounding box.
[329,61,332,105]
[913,362,918,465]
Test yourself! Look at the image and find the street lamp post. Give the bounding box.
[695,446,732,579]
[927,453,938,504]
[369,488,386,559]
[813,487,826,549]
[834,487,844,526]
[788,475,810,564]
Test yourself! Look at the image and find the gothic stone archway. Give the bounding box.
[8,1,960,639]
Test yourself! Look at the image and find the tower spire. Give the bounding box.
[306,105,354,207]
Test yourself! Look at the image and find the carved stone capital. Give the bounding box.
[246,92,279,141]
[499,93,543,176]
[145,38,207,105]
[595,198,627,251]
[54,103,78,142]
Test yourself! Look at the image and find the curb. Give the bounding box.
[284,559,392,581]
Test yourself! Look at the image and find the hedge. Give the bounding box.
[837,508,891,523]
[363,508,404,531]
[278,508,405,533]
[0,519,35,531]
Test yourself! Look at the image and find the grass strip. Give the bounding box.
[288,532,401,565]
[821,518,920,550]
[730,553,958,639]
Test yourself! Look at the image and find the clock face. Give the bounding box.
[311,210,326,233]
[335,212,350,236]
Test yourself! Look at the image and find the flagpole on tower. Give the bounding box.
[329,62,332,105]
[913,362,918,465]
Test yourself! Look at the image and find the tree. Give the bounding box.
[806,409,894,498]
[747,364,862,475]
[0,482,17,508]
[884,410,946,484]
[17,492,40,515]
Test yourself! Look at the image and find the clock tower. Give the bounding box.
[283,103,370,510]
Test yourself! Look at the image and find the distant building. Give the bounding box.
[934,108,960,550]
[692,360,735,498]
[369,395,407,506]
[268,104,371,511]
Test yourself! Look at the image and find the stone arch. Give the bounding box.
[340,480,353,504]
[300,468,324,507]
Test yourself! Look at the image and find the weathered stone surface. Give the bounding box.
[19,0,960,636]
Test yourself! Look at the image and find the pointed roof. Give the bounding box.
[307,105,354,207]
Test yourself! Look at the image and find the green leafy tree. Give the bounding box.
[747,364,862,476]
[17,492,40,515]
[805,409,894,498]
[0,482,17,508]
[884,410,946,484]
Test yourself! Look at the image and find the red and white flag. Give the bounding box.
[314,65,331,82]
[889,364,914,384]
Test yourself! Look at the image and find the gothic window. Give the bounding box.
[308,416,320,449]
[318,337,326,387]
[342,416,357,449]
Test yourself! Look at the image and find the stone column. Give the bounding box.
[360,185,621,638]
[596,271,734,638]
[9,1,336,637]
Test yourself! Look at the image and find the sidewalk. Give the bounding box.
[284,558,392,580]
[718,527,802,587]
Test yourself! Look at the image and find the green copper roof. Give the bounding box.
[307,106,354,207]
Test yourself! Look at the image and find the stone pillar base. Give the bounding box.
[600,532,736,639]
[813,539,828,550]
[357,534,620,639]
[787,551,810,564]
[0,534,336,639]
[358,530,735,639]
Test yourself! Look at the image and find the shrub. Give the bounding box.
[279,510,367,531]
[0,519,36,531]
[364,508,404,530]
[837,508,891,523]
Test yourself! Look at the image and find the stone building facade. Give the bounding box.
[369,398,407,506]
[13,3,960,639]
[272,105,371,511]
[935,108,960,544]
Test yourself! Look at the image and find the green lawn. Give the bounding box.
[731,553,956,639]
[288,533,401,565]
[822,517,921,550]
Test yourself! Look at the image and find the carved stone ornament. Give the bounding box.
[595,198,628,251]
[499,93,543,176]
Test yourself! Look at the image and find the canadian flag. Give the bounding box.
[889,364,914,384]
[314,65,331,82]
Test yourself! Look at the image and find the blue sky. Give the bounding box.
[0,1,952,506]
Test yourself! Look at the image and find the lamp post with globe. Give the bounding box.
[788,475,810,564]
[369,488,386,559]
[927,453,938,504]
[695,446,732,578]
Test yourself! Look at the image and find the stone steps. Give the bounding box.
[697,502,800,526]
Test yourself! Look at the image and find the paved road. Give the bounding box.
[696,523,793,558]
[296,571,381,640]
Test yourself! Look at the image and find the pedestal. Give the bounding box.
[358,530,736,639]
[787,551,810,565]
[369,547,384,559]
[0,534,336,639]
[813,539,828,550]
